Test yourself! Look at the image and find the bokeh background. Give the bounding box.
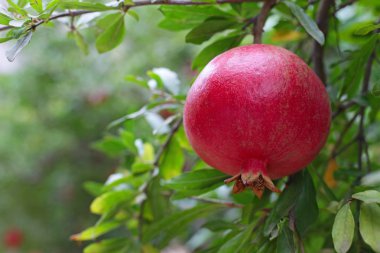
[1,1,380,252]
[0,5,196,252]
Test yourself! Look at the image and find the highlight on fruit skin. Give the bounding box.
[183,44,331,198]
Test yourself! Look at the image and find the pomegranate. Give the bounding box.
[4,228,23,248]
[184,44,331,197]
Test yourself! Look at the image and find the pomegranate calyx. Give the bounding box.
[224,171,281,198]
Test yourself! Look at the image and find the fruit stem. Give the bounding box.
[224,159,281,198]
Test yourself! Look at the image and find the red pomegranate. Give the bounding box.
[4,228,23,248]
[184,44,331,197]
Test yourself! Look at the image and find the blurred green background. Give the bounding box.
[0,7,195,252]
[1,1,380,252]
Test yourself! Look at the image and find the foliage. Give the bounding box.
[1,0,380,252]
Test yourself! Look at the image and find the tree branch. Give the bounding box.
[332,100,357,119]
[253,0,276,44]
[138,117,182,240]
[312,0,334,84]
[357,51,375,174]
[0,0,263,33]
[331,112,359,158]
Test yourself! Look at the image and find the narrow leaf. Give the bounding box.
[60,1,115,11]
[165,169,228,191]
[352,190,380,204]
[29,0,43,13]
[0,37,12,43]
[143,204,222,248]
[332,203,355,253]
[96,13,126,53]
[159,6,231,31]
[84,238,130,253]
[359,203,380,252]
[6,0,28,16]
[294,170,318,237]
[73,30,89,55]
[264,172,304,236]
[342,35,377,98]
[276,222,295,253]
[159,137,184,180]
[354,23,380,36]
[192,33,244,70]
[70,221,120,241]
[0,13,12,25]
[90,190,134,215]
[217,223,255,253]
[185,17,236,44]
[6,31,32,62]
[283,1,325,45]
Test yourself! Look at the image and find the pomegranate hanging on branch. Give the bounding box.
[184,44,331,198]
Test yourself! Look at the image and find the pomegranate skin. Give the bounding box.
[184,44,331,180]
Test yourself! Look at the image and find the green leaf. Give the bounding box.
[107,106,147,129]
[354,23,380,36]
[0,13,12,25]
[158,6,231,31]
[203,220,237,232]
[165,169,228,191]
[159,137,184,180]
[83,181,104,197]
[120,130,137,154]
[0,37,13,43]
[92,136,126,157]
[143,204,222,248]
[90,190,134,215]
[146,176,169,221]
[84,238,130,253]
[283,1,325,45]
[276,221,295,253]
[127,10,139,21]
[60,1,115,11]
[6,0,28,16]
[359,203,380,252]
[332,203,355,253]
[72,30,89,55]
[46,0,61,10]
[96,13,126,53]
[217,222,255,253]
[29,0,43,13]
[264,172,304,236]
[70,221,120,241]
[6,31,32,62]
[185,17,236,44]
[192,33,244,70]
[125,75,149,88]
[175,126,192,151]
[352,190,380,204]
[342,35,377,98]
[293,170,318,237]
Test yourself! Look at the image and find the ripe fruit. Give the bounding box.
[4,228,23,248]
[184,44,331,197]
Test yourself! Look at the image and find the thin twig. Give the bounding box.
[335,0,356,12]
[312,0,333,85]
[332,100,357,119]
[331,112,359,158]
[0,0,263,33]
[153,117,183,167]
[334,138,357,157]
[356,52,376,178]
[253,0,276,44]
[137,117,183,240]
